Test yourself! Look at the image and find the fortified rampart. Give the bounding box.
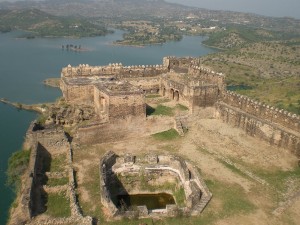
[189,65,226,94]
[61,63,167,78]
[216,91,300,156]
[222,91,300,133]
[60,56,299,156]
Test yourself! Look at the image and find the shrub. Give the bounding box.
[6,149,31,191]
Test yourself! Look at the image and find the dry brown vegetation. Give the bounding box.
[71,104,300,225]
[202,41,300,114]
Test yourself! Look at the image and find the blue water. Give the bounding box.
[0,30,215,224]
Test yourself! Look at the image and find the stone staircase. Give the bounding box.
[174,116,184,137]
[191,196,212,216]
[174,115,188,137]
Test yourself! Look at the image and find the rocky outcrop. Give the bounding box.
[44,104,96,126]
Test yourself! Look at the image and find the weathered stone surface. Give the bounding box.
[99,151,212,219]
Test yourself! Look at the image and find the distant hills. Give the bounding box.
[0,8,110,37]
[1,0,299,34]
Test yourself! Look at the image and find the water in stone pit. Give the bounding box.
[117,193,175,210]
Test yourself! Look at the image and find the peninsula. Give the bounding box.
[7,57,300,225]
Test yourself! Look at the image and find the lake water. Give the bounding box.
[0,29,215,223]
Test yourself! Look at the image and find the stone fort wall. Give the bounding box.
[12,123,93,225]
[61,56,203,78]
[222,91,300,133]
[188,65,226,93]
[217,91,300,156]
[60,57,299,156]
[61,63,167,78]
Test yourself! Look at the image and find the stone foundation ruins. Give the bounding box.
[99,151,212,218]
[13,123,92,225]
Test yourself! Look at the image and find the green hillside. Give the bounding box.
[0,9,110,37]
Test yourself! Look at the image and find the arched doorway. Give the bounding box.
[170,89,174,99]
[100,97,106,112]
[174,91,179,101]
[162,88,166,96]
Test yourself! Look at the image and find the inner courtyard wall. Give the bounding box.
[61,80,94,105]
[107,94,145,121]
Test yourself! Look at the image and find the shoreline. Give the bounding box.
[43,78,61,88]
[0,98,50,114]
[201,42,226,51]
[111,42,146,48]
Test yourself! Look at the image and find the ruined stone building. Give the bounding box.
[61,57,225,121]
[60,56,300,156]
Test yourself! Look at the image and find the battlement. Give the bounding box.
[223,91,300,133]
[61,62,167,78]
[190,65,225,77]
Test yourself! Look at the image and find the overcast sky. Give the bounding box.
[166,0,300,19]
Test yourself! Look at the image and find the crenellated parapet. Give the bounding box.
[61,63,167,78]
[61,63,123,77]
[223,91,300,133]
[189,65,226,92]
[117,64,167,78]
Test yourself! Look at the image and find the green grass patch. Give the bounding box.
[6,149,31,191]
[206,179,256,216]
[47,177,69,187]
[145,94,161,98]
[254,166,300,193]
[173,187,185,207]
[36,114,47,125]
[218,160,248,179]
[149,178,256,225]
[152,129,179,141]
[46,192,71,218]
[147,104,174,116]
[78,165,104,220]
[50,155,66,172]
[175,104,189,111]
